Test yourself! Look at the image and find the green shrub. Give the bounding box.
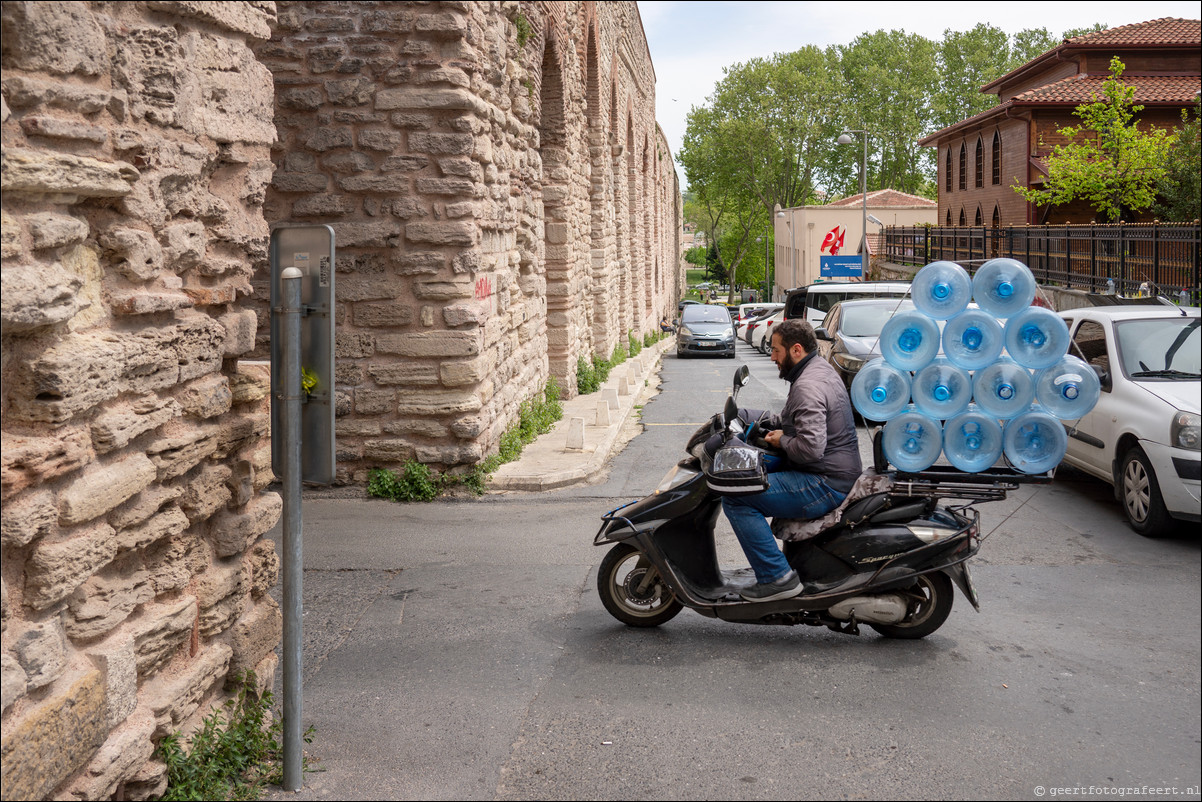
[154,672,312,801]
[628,330,642,357]
[367,462,439,502]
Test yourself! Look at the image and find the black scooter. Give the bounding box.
[594,365,1041,639]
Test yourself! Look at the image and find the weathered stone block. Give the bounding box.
[355,301,414,327]
[0,2,107,75]
[160,221,206,273]
[145,1,273,39]
[178,464,233,523]
[305,127,353,151]
[0,210,21,259]
[110,483,184,531]
[176,374,232,419]
[142,642,232,737]
[272,172,328,192]
[208,493,281,558]
[354,389,396,415]
[331,221,401,248]
[375,330,479,357]
[91,396,181,454]
[393,250,444,274]
[358,128,402,150]
[195,560,245,637]
[381,419,448,438]
[115,505,189,552]
[245,539,279,598]
[322,150,375,173]
[415,277,475,300]
[405,221,477,246]
[1,262,86,333]
[20,114,107,143]
[2,652,27,715]
[396,389,483,416]
[376,88,477,113]
[416,443,482,465]
[381,155,430,172]
[408,131,475,153]
[292,193,356,217]
[214,412,267,460]
[145,534,210,594]
[335,331,375,358]
[1,148,138,198]
[62,706,154,801]
[145,424,219,481]
[450,415,485,439]
[230,368,270,404]
[335,419,382,438]
[86,633,138,729]
[416,177,476,195]
[110,288,195,316]
[0,669,106,801]
[361,439,412,462]
[1,489,57,548]
[279,86,324,110]
[131,596,197,677]
[1,428,92,499]
[25,522,118,610]
[228,598,282,677]
[67,563,154,641]
[336,173,411,193]
[14,619,68,689]
[367,362,441,386]
[26,212,89,250]
[59,453,157,526]
[440,355,491,387]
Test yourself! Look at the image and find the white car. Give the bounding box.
[750,308,786,354]
[1060,306,1201,536]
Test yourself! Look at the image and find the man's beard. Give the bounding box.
[777,349,797,379]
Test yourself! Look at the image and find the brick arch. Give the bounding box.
[539,34,572,387]
[585,19,611,353]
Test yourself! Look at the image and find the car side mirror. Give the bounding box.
[815,327,832,341]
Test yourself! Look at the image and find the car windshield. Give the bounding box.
[839,301,915,337]
[683,306,731,324]
[1114,317,1202,379]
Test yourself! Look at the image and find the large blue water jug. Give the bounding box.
[1003,407,1068,474]
[882,407,943,473]
[1034,355,1102,420]
[850,359,912,422]
[943,309,1004,371]
[973,258,1037,318]
[972,357,1035,419]
[912,261,972,320]
[943,406,1004,473]
[912,358,972,420]
[880,311,940,372]
[1004,306,1071,370]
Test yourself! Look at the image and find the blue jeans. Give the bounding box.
[721,471,847,584]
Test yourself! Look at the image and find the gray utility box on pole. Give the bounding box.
[270,225,336,485]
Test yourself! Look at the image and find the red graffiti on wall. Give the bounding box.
[475,276,493,300]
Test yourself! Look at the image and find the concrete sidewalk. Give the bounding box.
[487,338,674,491]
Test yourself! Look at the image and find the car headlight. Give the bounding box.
[723,329,735,341]
[677,325,692,337]
[832,352,866,373]
[1171,410,1201,450]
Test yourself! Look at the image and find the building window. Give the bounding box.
[975,207,983,225]
[959,208,966,226]
[992,205,1000,227]
[945,148,952,192]
[992,132,1001,185]
[975,139,983,188]
[946,209,952,226]
[958,143,966,191]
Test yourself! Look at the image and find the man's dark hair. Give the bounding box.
[773,319,817,354]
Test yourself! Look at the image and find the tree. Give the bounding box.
[1014,58,1173,222]
[933,24,1011,133]
[1152,99,1201,222]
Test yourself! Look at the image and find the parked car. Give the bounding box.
[734,302,784,327]
[814,298,918,393]
[742,308,775,346]
[1059,306,1201,536]
[749,308,786,354]
[678,298,701,313]
[676,303,736,358]
[784,281,912,327]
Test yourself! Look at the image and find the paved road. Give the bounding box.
[269,340,1201,800]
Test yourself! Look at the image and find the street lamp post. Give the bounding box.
[837,130,869,277]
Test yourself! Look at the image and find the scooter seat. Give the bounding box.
[771,470,896,542]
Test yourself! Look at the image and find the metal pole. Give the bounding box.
[281,266,304,792]
[861,133,868,277]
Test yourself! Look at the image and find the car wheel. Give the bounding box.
[1119,446,1173,537]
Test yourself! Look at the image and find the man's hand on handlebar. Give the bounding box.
[764,429,784,448]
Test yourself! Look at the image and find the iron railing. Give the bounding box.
[883,223,1200,302]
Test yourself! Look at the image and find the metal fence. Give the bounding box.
[883,223,1200,301]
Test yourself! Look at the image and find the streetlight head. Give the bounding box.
[836,133,855,145]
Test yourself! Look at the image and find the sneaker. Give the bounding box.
[739,569,802,602]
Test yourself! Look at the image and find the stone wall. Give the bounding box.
[1,2,282,798]
[255,1,683,483]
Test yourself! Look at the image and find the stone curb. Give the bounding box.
[487,338,673,492]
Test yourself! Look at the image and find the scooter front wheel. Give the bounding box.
[597,543,683,627]
[869,571,954,639]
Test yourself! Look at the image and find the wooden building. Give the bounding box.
[920,18,1201,227]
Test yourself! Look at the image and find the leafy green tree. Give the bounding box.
[1009,27,1060,67]
[1014,58,1174,222]
[933,24,1011,133]
[1152,99,1201,222]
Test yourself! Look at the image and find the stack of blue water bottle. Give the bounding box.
[849,258,1100,475]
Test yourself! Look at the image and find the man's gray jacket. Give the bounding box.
[756,351,862,494]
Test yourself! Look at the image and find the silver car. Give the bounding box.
[676,304,736,358]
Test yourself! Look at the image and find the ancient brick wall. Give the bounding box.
[256,1,683,483]
[1,3,282,798]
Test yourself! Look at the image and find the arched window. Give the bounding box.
[992,205,1000,227]
[945,148,952,192]
[992,132,1001,185]
[975,139,983,188]
[975,207,983,225]
[958,143,966,191]
[959,208,966,226]
[946,209,952,226]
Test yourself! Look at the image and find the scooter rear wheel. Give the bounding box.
[598,543,683,627]
[869,571,954,639]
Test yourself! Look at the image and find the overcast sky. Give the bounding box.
[639,1,1201,186]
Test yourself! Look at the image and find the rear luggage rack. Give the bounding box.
[871,430,1051,502]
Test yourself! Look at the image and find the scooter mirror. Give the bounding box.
[724,394,739,426]
[734,365,750,390]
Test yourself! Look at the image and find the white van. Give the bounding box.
[784,281,911,327]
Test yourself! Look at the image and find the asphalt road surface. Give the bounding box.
[269,340,1201,801]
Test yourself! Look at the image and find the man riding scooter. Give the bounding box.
[723,319,862,602]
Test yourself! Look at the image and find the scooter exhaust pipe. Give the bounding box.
[826,594,909,625]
